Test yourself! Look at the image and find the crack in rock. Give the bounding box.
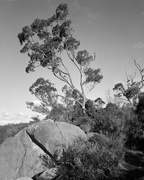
[16,130,28,179]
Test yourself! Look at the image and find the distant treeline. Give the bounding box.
[0,116,40,145]
[0,123,29,144]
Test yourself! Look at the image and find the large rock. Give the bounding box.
[16,178,33,180]
[0,127,44,180]
[27,119,87,155]
[0,120,87,180]
[32,168,57,180]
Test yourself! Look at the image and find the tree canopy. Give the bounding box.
[26,77,57,115]
[18,3,103,110]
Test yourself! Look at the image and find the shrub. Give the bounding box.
[54,136,126,180]
[124,104,144,150]
[92,103,126,137]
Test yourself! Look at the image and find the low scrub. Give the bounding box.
[41,135,126,180]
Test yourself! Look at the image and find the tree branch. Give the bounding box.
[66,49,80,71]
[59,56,75,88]
[53,71,68,83]
[134,59,144,90]
[55,94,82,107]
[66,49,85,95]
[53,71,73,90]
[56,94,74,103]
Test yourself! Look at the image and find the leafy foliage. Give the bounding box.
[113,60,144,108]
[124,95,144,150]
[26,77,76,121]
[94,97,105,108]
[17,3,144,179]
[41,136,125,180]
[18,3,103,110]
[0,116,42,145]
[45,103,69,122]
[83,102,126,137]
[83,68,103,89]
[29,115,41,124]
[26,77,58,115]
[29,77,57,104]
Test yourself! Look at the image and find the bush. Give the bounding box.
[92,103,126,137]
[51,135,126,180]
[124,104,144,150]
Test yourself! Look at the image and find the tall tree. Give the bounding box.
[18,3,103,111]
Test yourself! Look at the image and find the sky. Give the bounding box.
[0,0,144,125]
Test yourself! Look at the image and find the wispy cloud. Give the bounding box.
[88,11,104,21]
[71,1,104,23]
[0,112,31,125]
[1,112,9,117]
[86,10,104,24]
[18,112,27,117]
[133,42,144,49]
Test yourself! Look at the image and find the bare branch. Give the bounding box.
[134,59,144,90]
[66,49,80,72]
[56,93,83,107]
[59,56,75,87]
[53,71,70,86]
[66,49,85,95]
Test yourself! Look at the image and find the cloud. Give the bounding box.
[1,112,9,117]
[133,42,144,49]
[0,112,31,125]
[18,112,27,117]
[88,11,104,20]
[86,11,104,24]
[71,1,104,23]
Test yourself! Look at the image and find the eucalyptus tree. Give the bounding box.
[18,3,103,111]
[26,77,74,121]
[26,77,57,115]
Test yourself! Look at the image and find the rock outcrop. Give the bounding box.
[16,177,33,180]
[0,119,87,180]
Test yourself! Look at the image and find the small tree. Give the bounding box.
[18,3,103,112]
[26,77,58,115]
[26,77,77,121]
[113,59,144,108]
[94,97,105,108]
